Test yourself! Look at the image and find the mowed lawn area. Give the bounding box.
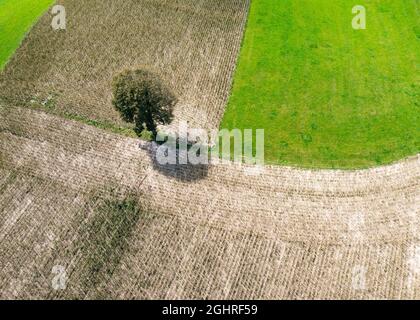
[221,0,419,168]
[0,0,53,69]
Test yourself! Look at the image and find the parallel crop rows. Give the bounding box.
[0,0,419,300]
[0,0,250,131]
[1,106,419,299]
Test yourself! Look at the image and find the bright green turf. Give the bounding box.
[221,0,419,168]
[0,0,54,69]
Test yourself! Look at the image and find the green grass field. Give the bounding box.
[0,0,53,69]
[221,0,419,168]
[1,0,418,169]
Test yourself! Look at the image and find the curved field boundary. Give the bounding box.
[221,0,420,168]
[1,105,419,299]
[2,0,418,170]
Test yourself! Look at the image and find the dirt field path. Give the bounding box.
[1,105,418,299]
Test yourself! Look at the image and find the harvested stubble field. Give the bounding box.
[0,0,250,131]
[0,105,419,299]
[0,0,419,300]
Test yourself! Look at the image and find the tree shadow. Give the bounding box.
[140,141,209,182]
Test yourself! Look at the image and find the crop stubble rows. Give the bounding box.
[0,0,250,131]
[0,106,419,299]
[0,0,419,299]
